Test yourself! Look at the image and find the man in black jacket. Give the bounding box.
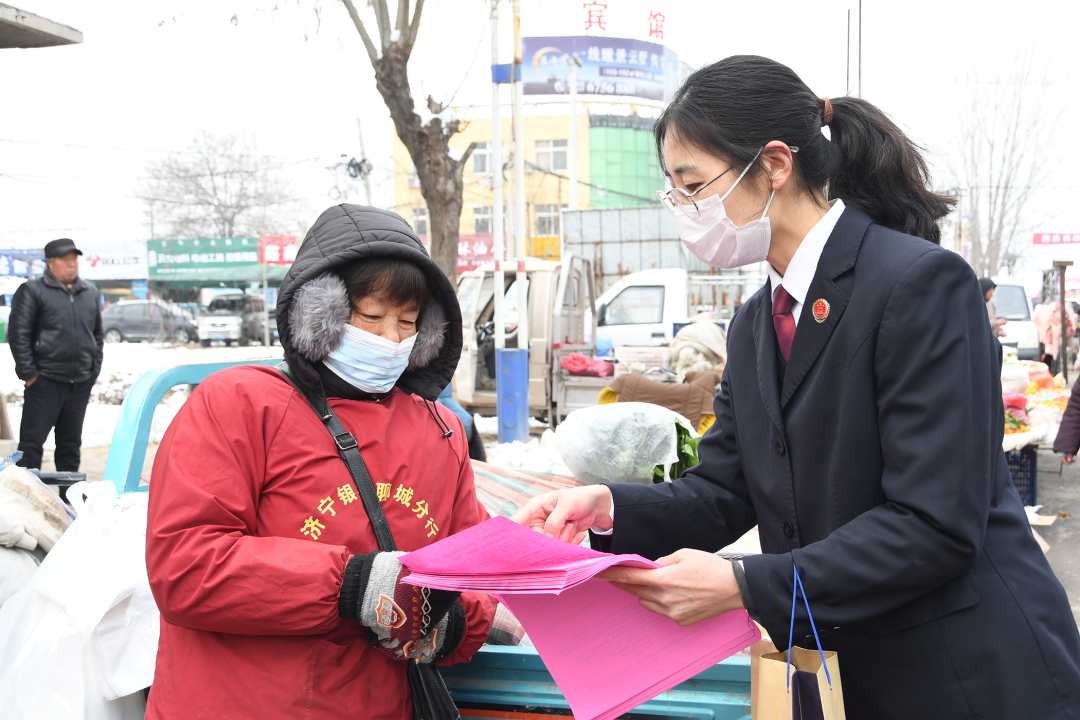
[8,239,104,471]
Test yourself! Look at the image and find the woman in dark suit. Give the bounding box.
[513,56,1080,719]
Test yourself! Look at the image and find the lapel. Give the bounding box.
[751,286,785,432]
[780,206,873,408]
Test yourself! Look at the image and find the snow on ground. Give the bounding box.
[2,342,284,448]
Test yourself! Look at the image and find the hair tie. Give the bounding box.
[822,97,833,125]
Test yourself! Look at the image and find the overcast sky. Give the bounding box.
[2,0,1077,261]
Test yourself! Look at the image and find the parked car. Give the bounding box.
[102,301,195,344]
[101,301,168,343]
[197,293,266,346]
[993,281,1040,361]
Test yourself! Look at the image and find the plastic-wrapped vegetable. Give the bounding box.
[556,402,698,485]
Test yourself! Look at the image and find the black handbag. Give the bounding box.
[277,362,461,720]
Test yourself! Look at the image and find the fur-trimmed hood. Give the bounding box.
[277,204,462,401]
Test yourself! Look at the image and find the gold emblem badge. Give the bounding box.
[812,299,830,323]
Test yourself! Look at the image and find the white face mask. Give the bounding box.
[324,324,417,394]
[672,148,775,269]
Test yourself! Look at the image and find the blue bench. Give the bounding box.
[105,360,753,718]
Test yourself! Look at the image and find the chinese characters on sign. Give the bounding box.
[523,36,679,102]
[583,1,607,31]
[648,10,664,39]
[259,235,299,265]
[1034,233,1080,245]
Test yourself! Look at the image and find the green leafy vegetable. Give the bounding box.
[652,418,702,483]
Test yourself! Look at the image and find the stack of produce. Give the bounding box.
[1003,392,1031,435]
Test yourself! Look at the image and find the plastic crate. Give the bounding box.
[1005,446,1037,506]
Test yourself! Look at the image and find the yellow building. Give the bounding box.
[393,113,589,252]
[392,107,663,261]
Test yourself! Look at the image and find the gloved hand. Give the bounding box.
[339,551,467,663]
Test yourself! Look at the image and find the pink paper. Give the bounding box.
[498,585,759,720]
[401,515,602,576]
[399,516,761,720]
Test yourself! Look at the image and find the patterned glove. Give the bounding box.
[339,551,467,663]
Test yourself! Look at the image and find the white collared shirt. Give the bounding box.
[767,199,846,326]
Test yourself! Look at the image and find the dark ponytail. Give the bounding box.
[655,55,955,243]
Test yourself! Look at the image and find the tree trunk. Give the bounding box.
[371,43,468,281]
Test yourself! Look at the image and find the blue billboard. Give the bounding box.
[522,36,679,102]
[0,249,46,277]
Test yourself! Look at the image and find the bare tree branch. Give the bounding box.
[955,57,1062,277]
[406,0,424,55]
[340,0,378,64]
[396,0,410,36]
[140,132,292,239]
[373,0,391,50]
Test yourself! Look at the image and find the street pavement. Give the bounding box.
[1036,448,1080,627]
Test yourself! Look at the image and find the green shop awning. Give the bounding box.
[147,237,290,285]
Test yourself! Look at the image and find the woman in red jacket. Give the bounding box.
[145,205,496,719]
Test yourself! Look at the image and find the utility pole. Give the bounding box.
[567,53,582,211]
[513,0,527,346]
[858,0,863,98]
[356,118,374,206]
[491,0,505,352]
[1056,260,1073,383]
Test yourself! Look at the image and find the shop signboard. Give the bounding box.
[522,35,679,101]
[1034,233,1080,245]
[0,249,45,277]
[81,241,149,280]
[258,235,299,265]
[147,237,261,279]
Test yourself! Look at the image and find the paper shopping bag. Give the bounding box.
[754,561,846,719]
[757,646,845,720]
[749,635,777,718]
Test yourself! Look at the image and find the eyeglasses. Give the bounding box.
[656,145,797,220]
[656,167,733,220]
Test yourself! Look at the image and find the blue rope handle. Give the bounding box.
[786,561,833,691]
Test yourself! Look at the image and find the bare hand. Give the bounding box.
[1064,453,1075,465]
[510,485,613,545]
[597,549,743,626]
[25,377,37,388]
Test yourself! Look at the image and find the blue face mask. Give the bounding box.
[324,324,417,394]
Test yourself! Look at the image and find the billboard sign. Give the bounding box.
[0,249,46,277]
[147,237,260,278]
[416,233,494,275]
[259,235,299,265]
[1034,233,1080,245]
[81,241,148,280]
[522,36,679,102]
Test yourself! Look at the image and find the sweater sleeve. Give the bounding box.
[1053,375,1080,455]
[145,369,351,636]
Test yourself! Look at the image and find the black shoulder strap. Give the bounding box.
[277,362,397,552]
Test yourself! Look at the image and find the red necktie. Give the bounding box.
[773,285,797,363]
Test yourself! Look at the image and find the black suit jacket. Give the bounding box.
[594,207,1080,719]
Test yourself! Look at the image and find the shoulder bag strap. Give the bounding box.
[277,362,396,552]
[276,361,460,720]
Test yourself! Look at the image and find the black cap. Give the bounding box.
[979,277,997,296]
[44,238,83,259]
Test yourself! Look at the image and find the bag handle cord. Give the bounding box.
[787,560,833,691]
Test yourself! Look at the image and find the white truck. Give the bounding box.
[453,254,607,425]
[564,206,767,346]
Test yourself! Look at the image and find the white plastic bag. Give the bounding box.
[556,402,683,484]
[0,481,158,719]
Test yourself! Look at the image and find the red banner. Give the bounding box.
[258,235,299,264]
[417,233,495,275]
[1034,233,1080,245]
